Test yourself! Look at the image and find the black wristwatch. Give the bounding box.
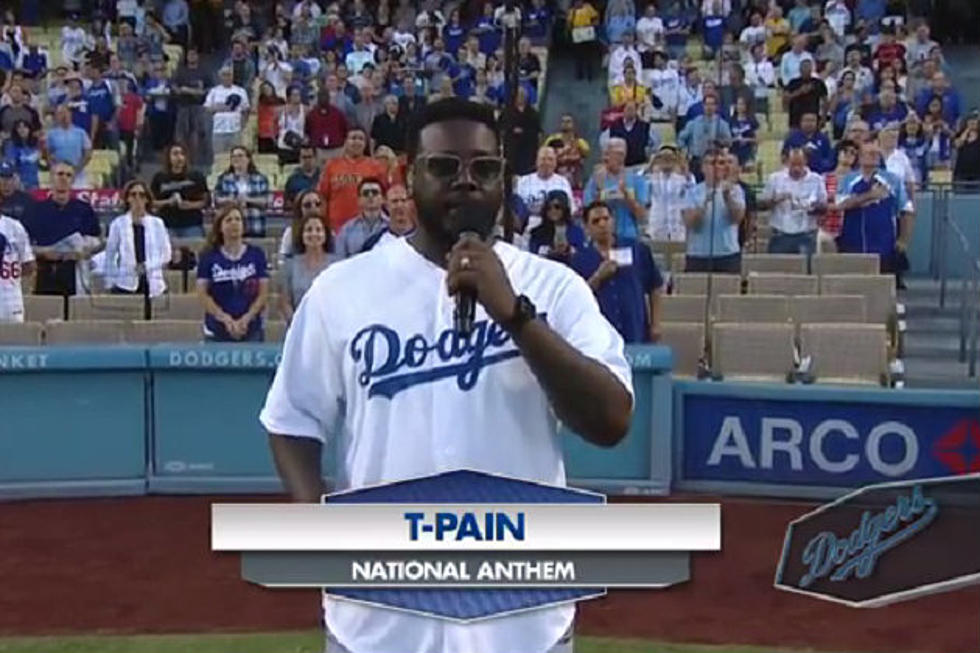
[503,294,537,335]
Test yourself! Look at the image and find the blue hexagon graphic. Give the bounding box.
[325,469,606,621]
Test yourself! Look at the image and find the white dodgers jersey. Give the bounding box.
[261,237,633,653]
[0,215,34,322]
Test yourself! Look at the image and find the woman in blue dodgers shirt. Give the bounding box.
[196,205,269,341]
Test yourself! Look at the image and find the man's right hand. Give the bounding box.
[596,258,618,282]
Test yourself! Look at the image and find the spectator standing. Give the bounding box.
[163,0,190,47]
[528,189,585,262]
[914,72,962,127]
[646,144,693,242]
[354,82,384,134]
[729,96,759,170]
[822,139,860,242]
[44,104,92,188]
[544,113,591,190]
[764,4,791,60]
[62,77,97,143]
[605,0,637,45]
[204,66,250,157]
[572,200,664,343]
[116,79,144,173]
[371,94,408,154]
[584,137,648,245]
[103,179,172,297]
[306,88,350,165]
[661,0,692,61]
[196,205,269,342]
[678,94,731,175]
[783,112,834,173]
[0,161,35,227]
[880,122,918,201]
[224,40,256,90]
[215,146,272,238]
[835,141,913,271]
[758,148,828,255]
[783,59,827,129]
[515,145,575,224]
[257,82,285,154]
[143,61,175,154]
[682,152,745,273]
[172,47,212,166]
[952,112,980,186]
[720,63,756,117]
[636,2,664,52]
[318,128,387,232]
[898,113,930,185]
[27,162,102,296]
[608,30,642,88]
[609,61,647,108]
[568,0,600,81]
[335,177,389,257]
[0,192,33,323]
[60,15,89,71]
[284,145,321,207]
[602,100,661,169]
[868,88,908,132]
[502,86,541,176]
[277,198,334,323]
[277,86,308,165]
[151,143,210,238]
[0,84,40,139]
[3,121,40,189]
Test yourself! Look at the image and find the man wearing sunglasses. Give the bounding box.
[262,98,633,653]
[335,177,388,258]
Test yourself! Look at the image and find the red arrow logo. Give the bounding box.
[932,419,980,474]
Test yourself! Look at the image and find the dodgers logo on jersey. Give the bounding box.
[350,317,543,399]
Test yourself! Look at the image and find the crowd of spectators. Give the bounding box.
[0,0,977,349]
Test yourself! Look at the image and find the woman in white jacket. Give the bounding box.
[104,179,173,297]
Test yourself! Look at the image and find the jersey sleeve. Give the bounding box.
[13,220,34,264]
[549,269,634,402]
[259,276,345,442]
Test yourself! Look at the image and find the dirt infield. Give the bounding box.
[0,493,975,652]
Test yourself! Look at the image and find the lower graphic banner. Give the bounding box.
[213,469,721,620]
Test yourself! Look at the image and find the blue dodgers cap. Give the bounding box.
[0,161,15,178]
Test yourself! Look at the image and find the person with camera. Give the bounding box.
[572,200,664,344]
[952,110,980,187]
[204,66,250,157]
[528,189,585,263]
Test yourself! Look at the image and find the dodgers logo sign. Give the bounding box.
[775,474,980,607]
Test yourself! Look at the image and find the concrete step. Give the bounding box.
[903,331,971,358]
[903,356,977,389]
[904,315,966,335]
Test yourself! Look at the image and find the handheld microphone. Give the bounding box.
[451,203,495,337]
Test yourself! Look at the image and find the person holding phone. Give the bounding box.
[572,201,664,343]
[528,190,585,263]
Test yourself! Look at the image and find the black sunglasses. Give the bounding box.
[360,187,382,197]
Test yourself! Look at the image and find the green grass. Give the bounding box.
[0,631,828,653]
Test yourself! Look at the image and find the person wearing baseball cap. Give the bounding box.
[0,160,36,228]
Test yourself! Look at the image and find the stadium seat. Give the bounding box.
[670,252,687,273]
[649,240,686,260]
[747,273,818,296]
[45,319,126,344]
[661,294,709,322]
[0,322,44,345]
[819,275,896,325]
[741,254,807,275]
[152,295,204,321]
[672,272,741,296]
[254,238,280,266]
[70,295,148,320]
[800,323,888,386]
[266,320,287,342]
[811,253,880,276]
[125,320,203,344]
[716,294,791,324]
[790,295,867,328]
[165,269,195,293]
[712,322,795,382]
[25,295,67,322]
[171,237,207,255]
[659,322,704,378]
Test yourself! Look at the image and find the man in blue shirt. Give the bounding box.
[83,63,116,148]
[572,200,664,343]
[60,77,96,142]
[782,112,834,173]
[27,162,102,296]
[914,72,962,127]
[45,104,92,182]
[682,150,746,273]
[835,141,913,273]
[583,137,649,245]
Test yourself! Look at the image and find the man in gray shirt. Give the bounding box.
[335,177,389,257]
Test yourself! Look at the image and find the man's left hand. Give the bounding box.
[446,235,517,326]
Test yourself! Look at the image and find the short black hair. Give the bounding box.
[406,98,499,161]
[583,200,611,223]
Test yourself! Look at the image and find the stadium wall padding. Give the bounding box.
[0,344,976,500]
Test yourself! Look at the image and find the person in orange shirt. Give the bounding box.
[317,127,388,231]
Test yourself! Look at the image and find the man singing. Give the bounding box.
[260,98,633,653]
